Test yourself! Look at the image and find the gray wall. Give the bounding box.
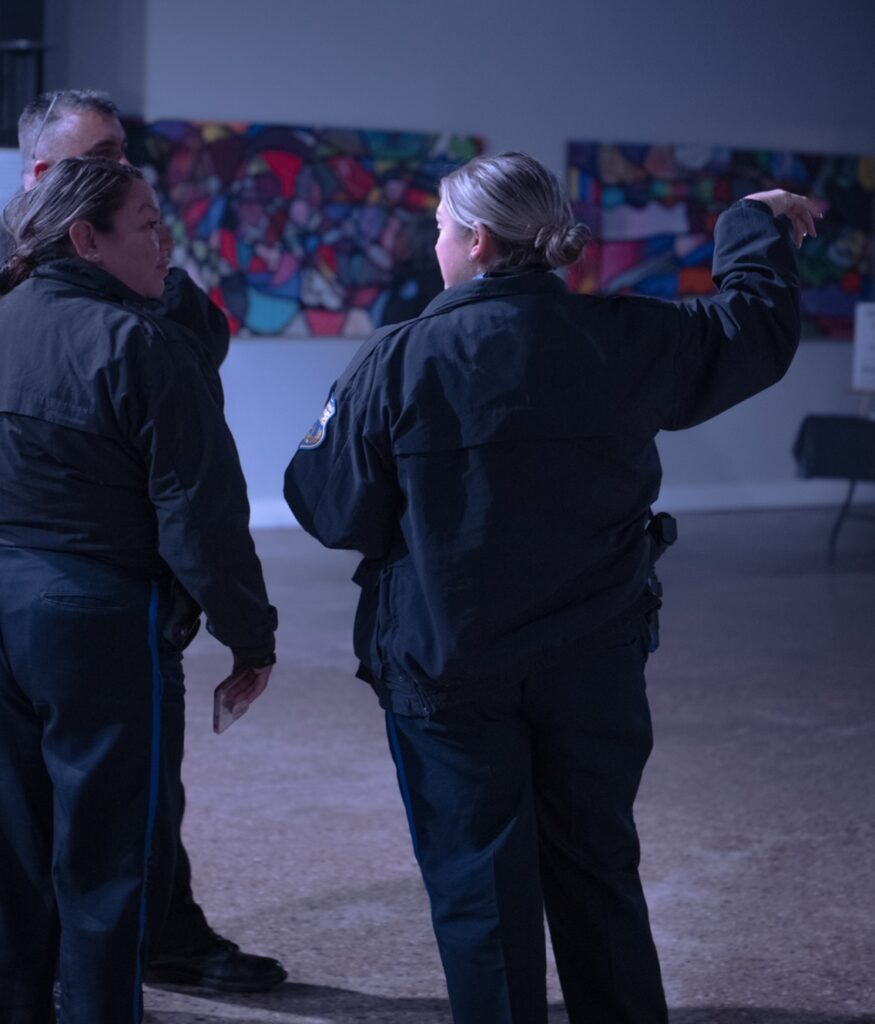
[45,0,875,524]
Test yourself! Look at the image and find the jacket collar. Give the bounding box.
[32,257,154,310]
[420,268,567,319]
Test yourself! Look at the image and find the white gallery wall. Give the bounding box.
[44,0,875,525]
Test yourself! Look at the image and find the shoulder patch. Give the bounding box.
[299,396,337,450]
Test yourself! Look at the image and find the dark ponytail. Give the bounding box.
[0,251,40,295]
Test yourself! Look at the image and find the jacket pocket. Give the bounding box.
[40,592,125,613]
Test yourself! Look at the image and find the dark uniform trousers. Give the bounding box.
[0,547,185,1024]
[386,617,668,1024]
[154,793,212,954]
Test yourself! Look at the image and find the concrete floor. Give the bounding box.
[143,507,875,1024]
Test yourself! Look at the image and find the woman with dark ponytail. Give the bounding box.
[285,151,818,1024]
[0,157,277,1024]
[1,158,139,294]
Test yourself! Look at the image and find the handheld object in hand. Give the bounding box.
[213,676,250,734]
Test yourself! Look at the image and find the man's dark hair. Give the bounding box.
[18,90,120,159]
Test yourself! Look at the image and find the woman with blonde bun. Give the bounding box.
[286,151,818,1024]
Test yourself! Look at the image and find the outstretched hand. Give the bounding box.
[744,189,822,248]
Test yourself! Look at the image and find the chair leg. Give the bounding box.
[828,479,857,568]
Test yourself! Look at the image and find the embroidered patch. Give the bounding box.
[299,396,337,450]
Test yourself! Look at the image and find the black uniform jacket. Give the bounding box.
[1,220,229,369]
[284,200,800,713]
[151,266,230,370]
[0,258,274,661]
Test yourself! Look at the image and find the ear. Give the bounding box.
[469,223,496,269]
[32,159,51,182]
[68,220,102,262]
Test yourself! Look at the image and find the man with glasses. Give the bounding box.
[15,90,230,372]
[8,89,287,995]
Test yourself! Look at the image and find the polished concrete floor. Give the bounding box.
[143,507,875,1024]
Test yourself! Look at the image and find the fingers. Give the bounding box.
[743,188,823,247]
[799,197,819,235]
[221,664,272,709]
[239,665,272,704]
[219,664,251,701]
[786,197,821,247]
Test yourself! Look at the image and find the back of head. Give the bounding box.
[439,151,590,272]
[18,89,119,160]
[0,157,141,295]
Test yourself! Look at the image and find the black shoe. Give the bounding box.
[145,934,287,993]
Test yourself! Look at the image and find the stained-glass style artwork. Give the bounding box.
[124,120,481,336]
[567,141,875,338]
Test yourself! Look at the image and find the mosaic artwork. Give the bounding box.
[124,121,481,336]
[567,141,875,338]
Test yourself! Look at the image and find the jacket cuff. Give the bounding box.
[738,198,772,215]
[232,645,277,668]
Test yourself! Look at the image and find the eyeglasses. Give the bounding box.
[31,92,60,160]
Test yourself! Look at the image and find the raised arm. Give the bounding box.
[663,193,817,430]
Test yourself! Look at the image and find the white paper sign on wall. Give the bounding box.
[852,302,875,393]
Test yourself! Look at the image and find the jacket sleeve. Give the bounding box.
[153,267,231,370]
[123,321,275,661]
[661,198,801,430]
[283,351,402,559]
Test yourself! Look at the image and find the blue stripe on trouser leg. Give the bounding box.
[132,581,164,1023]
[0,550,176,1023]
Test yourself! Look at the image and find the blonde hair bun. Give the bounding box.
[440,152,590,272]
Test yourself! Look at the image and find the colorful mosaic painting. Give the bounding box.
[124,121,481,336]
[567,141,875,338]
